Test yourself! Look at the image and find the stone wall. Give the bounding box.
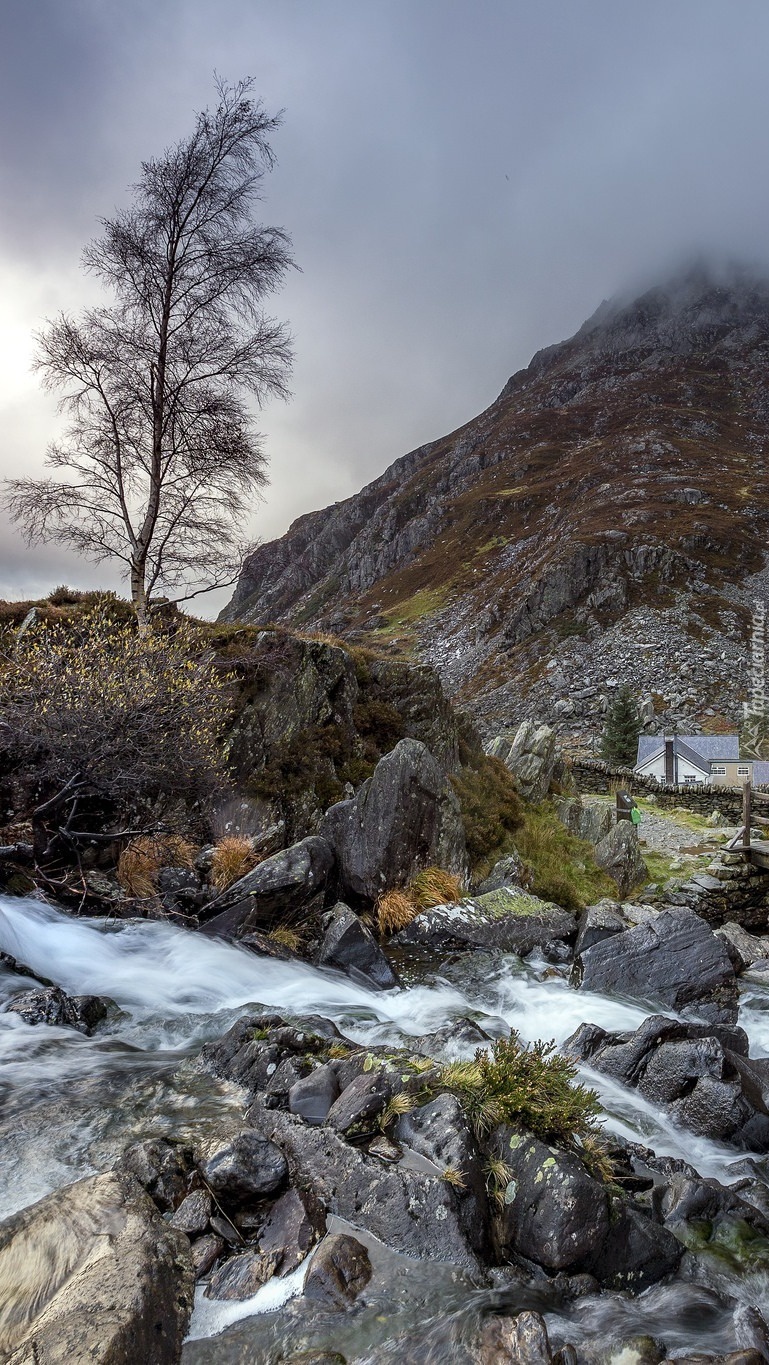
[571,758,769,824]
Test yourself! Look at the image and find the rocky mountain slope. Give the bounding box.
[222,263,769,742]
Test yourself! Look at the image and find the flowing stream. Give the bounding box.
[2,894,769,1361]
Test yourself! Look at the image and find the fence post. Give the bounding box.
[744,781,752,852]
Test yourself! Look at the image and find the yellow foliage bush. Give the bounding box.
[0,603,230,813]
[210,836,259,890]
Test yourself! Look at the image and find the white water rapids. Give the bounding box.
[2,893,769,1358]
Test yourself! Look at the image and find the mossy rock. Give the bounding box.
[396,886,576,956]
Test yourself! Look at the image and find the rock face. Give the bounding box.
[316,902,399,990]
[0,1171,193,1363]
[487,723,557,802]
[573,908,739,1026]
[222,629,472,844]
[320,738,466,903]
[246,1096,482,1272]
[199,835,335,938]
[220,265,769,740]
[398,887,576,957]
[593,821,649,898]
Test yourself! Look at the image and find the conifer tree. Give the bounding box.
[600,685,641,766]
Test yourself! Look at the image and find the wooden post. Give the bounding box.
[744,781,752,852]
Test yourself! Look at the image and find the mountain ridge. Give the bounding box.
[222,263,769,741]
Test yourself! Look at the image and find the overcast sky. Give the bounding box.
[2,0,769,612]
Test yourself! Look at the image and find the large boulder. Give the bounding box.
[572,908,739,1027]
[398,887,576,957]
[395,1093,490,1256]
[245,1095,481,1271]
[320,738,466,903]
[316,902,399,990]
[199,835,335,939]
[593,821,649,897]
[489,1128,681,1289]
[554,796,613,845]
[0,1171,193,1363]
[487,722,557,803]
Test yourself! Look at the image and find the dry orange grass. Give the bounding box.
[117,834,196,899]
[407,866,464,910]
[376,889,417,936]
[210,836,259,890]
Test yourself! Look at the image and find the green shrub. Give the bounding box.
[451,755,523,869]
[439,1033,602,1150]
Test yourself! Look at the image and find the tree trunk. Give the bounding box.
[131,558,149,634]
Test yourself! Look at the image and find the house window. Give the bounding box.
[711,765,726,776]
[684,775,697,783]
[738,766,750,777]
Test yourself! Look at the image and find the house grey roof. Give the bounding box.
[636,734,740,767]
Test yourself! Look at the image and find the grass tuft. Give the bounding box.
[376,889,418,935]
[117,834,196,899]
[407,867,464,910]
[209,835,259,890]
[267,925,303,953]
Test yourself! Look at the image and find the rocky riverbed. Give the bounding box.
[3,878,769,1363]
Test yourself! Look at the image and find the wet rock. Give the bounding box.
[565,1016,769,1148]
[475,852,528,893]
[715,922,769,974]
[246,1096,481,1269]
[397,887,576,957]
[587,1200,682,1290]
[190,1233,225,1279]
[476,1310,554,1364]
[199,836,335,939]
[200,1130,287,1202]
[416,1016,494,1058]
[395,1093,490,1256]
[259,1188,321,1273]
[316,902,399,990]
[4,984,108,1035]
[118,1137,192,1212]
[572,909,739,1027]
[0,1170,193,1362]
[490,1128,610,1273]
[289,1065,341,1125]
[574,899,627,955]
[303,1233,372,1308]
[204,1249,278,1300]
[325,1069,394,1138]
[487,722,557,802]
[170,1189,212,1236]
[593,820,649,897]
[265,1056,313,1109]
[320,738,466,903]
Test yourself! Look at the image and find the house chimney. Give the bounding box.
[665,738,674,784]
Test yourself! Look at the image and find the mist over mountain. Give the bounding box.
[222,261,769,739]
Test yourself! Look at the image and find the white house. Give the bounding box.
[635,734,752,786]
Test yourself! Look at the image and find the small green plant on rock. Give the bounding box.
[439,1034,603,1151]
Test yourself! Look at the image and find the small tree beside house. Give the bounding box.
[600,685,641,766]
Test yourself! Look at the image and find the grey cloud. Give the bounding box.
[2,0,769,610]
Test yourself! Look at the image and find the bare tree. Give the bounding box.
[4,78,294,627]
